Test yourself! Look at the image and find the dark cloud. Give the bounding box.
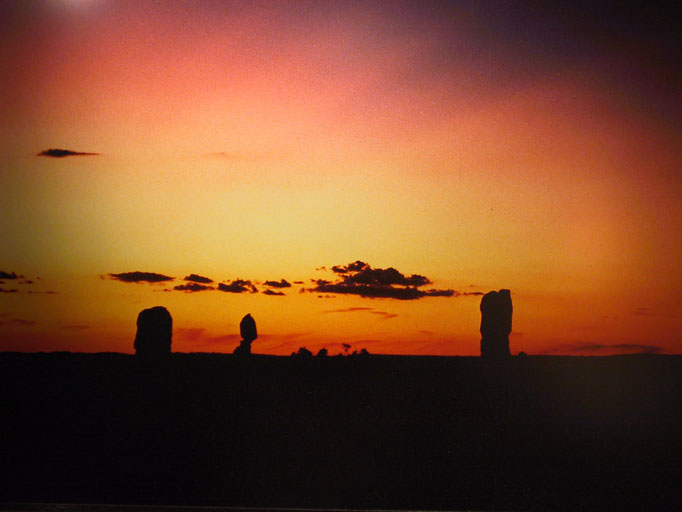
[27,290,57,295]
[20,280,34,285]
[183,274,213,284]
[0,271,22,280]
[310,280,453,300]
[461,291,484,296]
[293,281,304,284]
[0,287,19,293]
[108,271,174,283]
[309,261,454,300]
[37,148,100,158]
[330,260,430,287]
[263,279,291,288]
[263,289,285,296]
[174,283,214,293]
[217,279,258,294]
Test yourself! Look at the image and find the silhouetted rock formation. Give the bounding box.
[291,347,313,359]
[480,289,512,360]
[134,306,172,358]
[234,313,257,355]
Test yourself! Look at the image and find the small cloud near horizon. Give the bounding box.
[0,272,53,294]
[174,283,214,293]
[107,271,174,283]
[0,271,23,280]
[183,274,214,284]
[263,289,285,296]
[263,279,291,288]
[37,148,100,158]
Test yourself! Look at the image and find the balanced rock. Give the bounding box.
[480,289,512,360]
[134,306,172,358]
[234,313,257,355]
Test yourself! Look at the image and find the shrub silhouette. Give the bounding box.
[291,347,313,359]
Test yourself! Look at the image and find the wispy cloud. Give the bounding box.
[175,327,241,348]
[207,150,282,162]
[324,307,397,320]
[371,311,398,320]
[324,307,373,313]
[61,324,91,331]
[0,317,36,327]
[37,148,100,158]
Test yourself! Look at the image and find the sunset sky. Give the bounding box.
[1,0,680,356]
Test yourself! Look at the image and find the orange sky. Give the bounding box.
[1,1,680,356]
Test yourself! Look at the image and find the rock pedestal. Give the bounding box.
[134,306,172,358]
[234,313,257,355]
[480,289,512,360]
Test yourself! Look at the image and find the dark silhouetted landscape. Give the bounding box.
[2,351,681,510]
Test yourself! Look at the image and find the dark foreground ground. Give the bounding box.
[2,352,681,510]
